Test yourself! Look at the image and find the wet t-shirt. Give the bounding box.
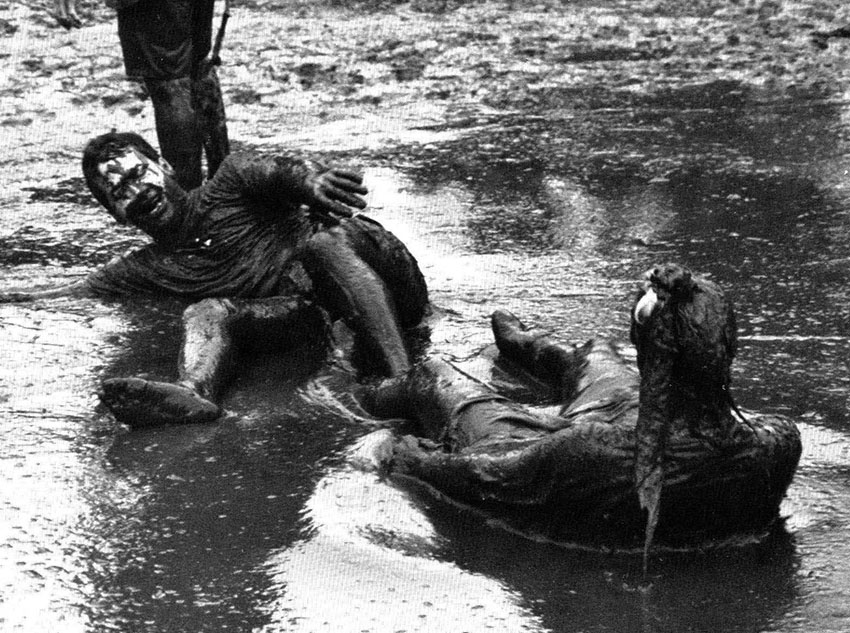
[86,152,321,299]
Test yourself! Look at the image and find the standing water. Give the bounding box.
[2,2,850,632]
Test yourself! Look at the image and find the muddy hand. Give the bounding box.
[52,0,82,29]
[306,169,368,223]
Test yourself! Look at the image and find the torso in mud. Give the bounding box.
[86,152,338,299]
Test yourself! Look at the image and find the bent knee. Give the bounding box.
[305,226,347,255]
[182,298,237,324]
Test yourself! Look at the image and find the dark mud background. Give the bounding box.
[3,0,850,631]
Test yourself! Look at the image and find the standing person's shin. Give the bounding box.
[145,77,203,190]
[192,65,230,179]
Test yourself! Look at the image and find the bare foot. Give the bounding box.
[99,378,220,428]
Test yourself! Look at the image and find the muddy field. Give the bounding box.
[3,1,850,632]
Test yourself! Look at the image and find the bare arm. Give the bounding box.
[0,279,93,303]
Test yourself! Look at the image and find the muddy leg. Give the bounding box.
[145,77,203,190]
[100,298,238,427]
[176,298,240,400]
[303,227,411,377]
[492,310,638,410]
[191,65,230,179]
[339,217,429,328]
[362,358,547,446]
[99,297,331,428]
[491,309,584,400]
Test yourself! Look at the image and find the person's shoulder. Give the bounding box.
[204,152,254,186]
[217,151,277,175]
[107,0,143,9]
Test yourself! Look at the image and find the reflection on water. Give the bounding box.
[2,80,850,632]
[257,457,547,632]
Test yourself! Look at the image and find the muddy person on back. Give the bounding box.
[0,131,429,428]
[52,0,230,189]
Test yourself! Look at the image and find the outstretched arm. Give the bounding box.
[0,279,93,303]
[389,420,635,509]
[224,153,368,224]
[390,436,554,506]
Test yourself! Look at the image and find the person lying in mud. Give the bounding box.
[0,131,429,427]
[359,264,801,547]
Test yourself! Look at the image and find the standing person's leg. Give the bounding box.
[189,0,230,179]
[192,65,229,179]
[99,296,330,427]
[144,77,203,189]
[116,0,204,189]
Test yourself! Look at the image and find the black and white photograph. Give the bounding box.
[0,1,847,631]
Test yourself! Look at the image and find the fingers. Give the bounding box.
[305,169,370,223]
[326,170,368,196]
[313,196,355,218]
[328,169,366,187]
[312,171,368,212]
[326,186,368,210]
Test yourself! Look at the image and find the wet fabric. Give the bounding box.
[117,0,215,79]
[86,152,362,300]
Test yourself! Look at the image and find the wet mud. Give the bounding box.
[3,1,850,632]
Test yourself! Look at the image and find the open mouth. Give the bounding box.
[126,187,165,221]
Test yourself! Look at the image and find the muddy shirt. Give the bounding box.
[86,152,323,299]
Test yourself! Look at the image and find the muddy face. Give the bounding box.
[630,263,737,394]
[97,147,179,235]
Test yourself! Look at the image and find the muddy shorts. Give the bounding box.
[117,0,215,80]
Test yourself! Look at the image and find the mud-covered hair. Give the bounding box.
[82,132,160,210]
[630,263,737,397]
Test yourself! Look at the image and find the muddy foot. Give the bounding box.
[355,374,411,419]
[99,378,221,428]
[346,429,396,472]
[491,309,545,357]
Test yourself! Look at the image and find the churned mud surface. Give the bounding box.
[2,0,850,287]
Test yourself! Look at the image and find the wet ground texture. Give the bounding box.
[3,0,850,632]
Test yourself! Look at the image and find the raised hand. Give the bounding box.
[305,169,368,223]
[52,0,82,29]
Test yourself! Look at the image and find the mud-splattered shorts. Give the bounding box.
[117,0,215,80]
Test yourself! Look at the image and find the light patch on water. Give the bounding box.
[0,303,129,632]
[541,175,609,257]
[778,421,850,633]
[359,167,626,356]
[256,459,548,633]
